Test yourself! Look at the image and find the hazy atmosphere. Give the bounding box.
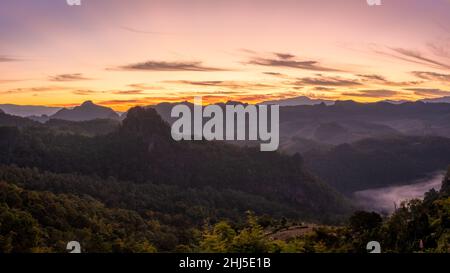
[2,0,450,110]
[0,0,449,256]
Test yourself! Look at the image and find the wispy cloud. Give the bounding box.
[49,73,92,82]
[313,86,335,92]
[0,55,20,62]
[0,79,27,84]
[405,88,450,97]
[373,46,450,70]
[262,72,288,78]
[112,90,144,95]
[127,83,164,90]
[1,86,70,94]
[342,89,400,98]
[165,80,276,90]
[71,89,148,96]
[294,75,362,87]
[72,89,99,95]
[390,47,450,69]
[357,74,421,86]
[274,53,296,60]
[411,71,450,82]
[117,60,227,72]
[427,40,450,59]
[246,52,341,72]
[119,26,166,35]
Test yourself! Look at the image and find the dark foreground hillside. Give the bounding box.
[0,165,448,253]
[0,107,355,252]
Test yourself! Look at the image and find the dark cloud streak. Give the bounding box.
[49,73,92,82]
[118,61,227,72]
[246,52,342,72]
[342,89,400,98]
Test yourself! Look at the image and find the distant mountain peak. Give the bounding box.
[81,100,95,106]
[420,96,450,104]
[334,100,358,106]
[259,95,335,106]
[50,101,120,122]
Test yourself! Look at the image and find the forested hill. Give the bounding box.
[303,136,450,195]
[0,107,352,222]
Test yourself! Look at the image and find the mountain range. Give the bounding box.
[259,96,335,106]
[48,100,120,121]
[0,101,120,122]
[4,98,450,152]
[0,104,61,117]
[2,99,450,197]
[0,106,352,222]
[2,95,450,120]
[0,98,449,252]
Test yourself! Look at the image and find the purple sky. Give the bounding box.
[1,0,450,110]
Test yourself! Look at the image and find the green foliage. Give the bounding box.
[0,107,352,222]
[0,182,158,253]
[199,212,286,253]
[0,107,448,253]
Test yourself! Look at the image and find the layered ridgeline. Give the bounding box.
[153,100,450,196]
[153,100,450,145]
[3,100,450,197]
[0,107,351,252]
[0,101,120,123]
[49,100,120,121]
[0,105,119,137]
[300,136,450,195]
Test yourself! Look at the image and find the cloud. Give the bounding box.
[294,75,362,87]
[72,89,99,95]
[246,52,341,72]
[1,86,71,94]
[174,90,243,96]
[405,88,450,97]
[0,55,19,62]
[165,80,276,90]
[98,99,147,105]
[390,47,450,69]
[0,79,27,84]
[373,46,450,70]
[427,40,450,59]
[357,74,388,82]
[358,74,421,86]
[112,90,144,95]
[127,83,164,90]
[233,92,300,102]
[119,26,165,35]
[117,60,226,72]
[274,53,296,60]
[411,71,450,82]
[71,89,148,95]
[313,86,335,91]
[342,89,400,98]
[49,73,92,82]
[262,72,288,78]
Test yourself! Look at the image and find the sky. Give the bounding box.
[1,0,450,111]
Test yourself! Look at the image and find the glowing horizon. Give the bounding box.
[1,0,450,111]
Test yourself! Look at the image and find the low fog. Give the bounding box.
[354,172,445,214]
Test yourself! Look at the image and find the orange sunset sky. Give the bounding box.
[1,0,450,111]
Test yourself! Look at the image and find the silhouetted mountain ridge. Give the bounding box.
[0,106,352,221]
[50,100,120,121]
